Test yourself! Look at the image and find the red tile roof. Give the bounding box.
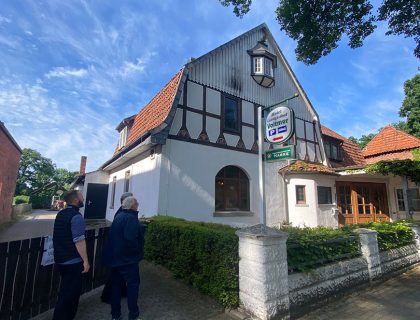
[279,160,338,175]
[365,150,415,164]
[115,67,184,154]
[321,125,366,168]
[363,126,420,158]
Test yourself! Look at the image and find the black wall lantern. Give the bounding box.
[248,37,277,88]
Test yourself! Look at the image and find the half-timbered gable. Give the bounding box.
[167,24,325,164]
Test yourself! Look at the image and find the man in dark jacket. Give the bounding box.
[101,192,133,303]
[108,196,144,320]
[53,190,90,320]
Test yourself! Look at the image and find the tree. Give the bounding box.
[16,148,56,196]
[399,74,420,138]
[347,133,376,149]
[218,0,419,64]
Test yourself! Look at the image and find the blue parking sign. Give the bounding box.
[269,128,276,136]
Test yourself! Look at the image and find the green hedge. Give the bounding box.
[13,195,30,205]
[144,216,239,308]
[342,221,415,251]
[283,226,361,273]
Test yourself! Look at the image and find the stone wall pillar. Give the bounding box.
[354,228,382,281]
[236,224,290,320]
[408,223,420,251]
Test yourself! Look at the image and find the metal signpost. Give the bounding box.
[258,93,298,225]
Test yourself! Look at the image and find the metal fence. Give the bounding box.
[0,227,110,320]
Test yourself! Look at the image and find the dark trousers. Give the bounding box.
[53,262,83,320]
[111,263,140,319]
[101,269,127,303]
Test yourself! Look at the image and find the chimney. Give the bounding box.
[79,156,87,176]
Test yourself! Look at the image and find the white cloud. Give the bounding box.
[119,59,146,77]
[0,81,118,171]
[0,15,11,24]
[45,67,88,79]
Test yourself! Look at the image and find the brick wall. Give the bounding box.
[0,127,21,224]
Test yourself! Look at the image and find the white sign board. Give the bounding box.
[41,236,55,266]
[265,106,294,144]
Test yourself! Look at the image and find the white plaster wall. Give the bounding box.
[265,161,287,227]
[286,175,318,227]
[106,148,161,221]
[242,126,254,150]
[187,81,203,110]
[224,133,240,147]
[169,108,183,135]
[315,176,338,228]
[158,139,260,226]
[206,116,219,142]
[242,100,254,124]
[186,111,202,139]
[387,175,420,220]
[206,87,221,115]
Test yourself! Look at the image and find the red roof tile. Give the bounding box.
[365,150,415,164]
[279,160,338,175]
[115,68,184,154]
[363,126,420,157]
[321,125,366,168]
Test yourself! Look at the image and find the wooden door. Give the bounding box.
[337,182,390,225]
[337,183,354,225]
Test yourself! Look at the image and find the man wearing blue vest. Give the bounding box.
[53,189,90,320]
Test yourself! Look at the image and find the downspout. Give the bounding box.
[281,172,289,225]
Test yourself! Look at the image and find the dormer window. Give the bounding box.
[119,126,128,149]
[324,138,342,161]
[248,37,277,88]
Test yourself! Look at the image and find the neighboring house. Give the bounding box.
[89,23,328,226]
[0,121,22,223]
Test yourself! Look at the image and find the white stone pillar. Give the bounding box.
[354,228,382,281]
[408,223,420,251]
[236,224,290,320]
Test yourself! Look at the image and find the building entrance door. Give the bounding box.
[84,183,109,220]
[337,182,390,225]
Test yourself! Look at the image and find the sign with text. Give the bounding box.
[265,146,294,161]
[265,106,294,144]
[41,236,55,266]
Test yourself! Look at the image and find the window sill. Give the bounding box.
[295,204,309,207]
[213,211,254,217]
[319,204,334,207]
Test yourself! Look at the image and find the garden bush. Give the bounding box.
[342,221,415,251]
[13,195,30,205]
[283,226,361,273]
[144,216,239,308]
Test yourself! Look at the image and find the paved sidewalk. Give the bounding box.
[299,266,420,320]
[34,261,237,320]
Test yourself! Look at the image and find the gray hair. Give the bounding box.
[122,196,138,210]
[120,192,133,204]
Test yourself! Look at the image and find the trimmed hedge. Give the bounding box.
[144,216,239,308]
[283,226,361,273]
[342,221,415,251]
[13,195,30,205]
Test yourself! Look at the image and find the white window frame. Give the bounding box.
[119,126,128,148]
[253,57,263,74]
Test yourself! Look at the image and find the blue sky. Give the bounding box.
[0,0,417,172]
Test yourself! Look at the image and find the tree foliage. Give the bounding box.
[218,0,419,64]
[348,133,376,149]
[366,159,420,182]
[399,74,420,138]
[16,148,78,197]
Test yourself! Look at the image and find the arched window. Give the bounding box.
[215,166,250,211]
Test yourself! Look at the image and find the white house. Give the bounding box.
[89,23,328,227]
[82,23,419,228]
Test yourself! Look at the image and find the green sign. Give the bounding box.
[265,146,294,161]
